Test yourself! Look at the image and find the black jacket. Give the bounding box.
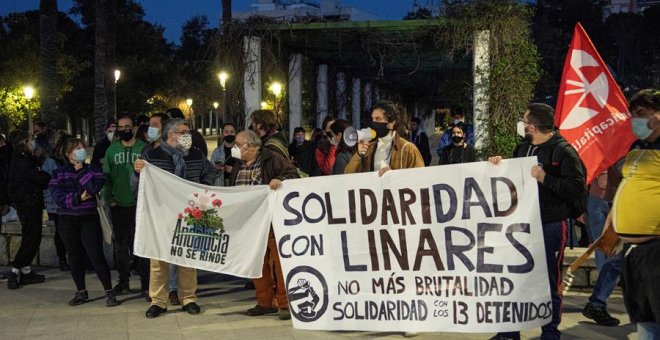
[288,140,317,176]
[513,133,586,223]
[0,144,12,205]
[7,152,51,208]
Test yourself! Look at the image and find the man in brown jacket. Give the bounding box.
[345,100,424,175]
[229,130,300,320]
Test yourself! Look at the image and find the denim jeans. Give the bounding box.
[168,264,178,292]
[638,322,660,340]
[496,221,567,340]
[585,194,623,308]
[585,194,611,269]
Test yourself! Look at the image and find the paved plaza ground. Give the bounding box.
[0,267,637,340]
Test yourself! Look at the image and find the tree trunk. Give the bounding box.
[222,0,232,25]
[106,0,117,120]
[94,0,108,142]
[39,0,58,128]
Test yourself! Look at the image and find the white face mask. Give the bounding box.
[231,145,242,159]
[631,117,653,140]
[516,121,526,138]
[176,134,192,151]
[107,131,114,141]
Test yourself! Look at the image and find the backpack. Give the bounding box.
[550,140,587,218]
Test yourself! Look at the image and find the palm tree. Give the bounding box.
[222,0,232,25]
[39,0,58,128]
[94,0,108,142]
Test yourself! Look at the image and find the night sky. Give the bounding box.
[1,0,415,44]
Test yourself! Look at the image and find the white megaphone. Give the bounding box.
[343,127,377,147]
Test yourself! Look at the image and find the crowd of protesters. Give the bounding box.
[1,90,658,338]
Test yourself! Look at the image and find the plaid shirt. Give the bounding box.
[235,155,263,186]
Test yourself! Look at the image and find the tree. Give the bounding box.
[222,0,231,25]
[39,0,59,128]
[93,0,108,142]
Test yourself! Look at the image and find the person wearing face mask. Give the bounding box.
[438,123,477,165]
[409,117,432,166]
[488,103,586,340]
[141,113,170,155]
[227,130,300,320]
[49,138,119,307]
[210,123,237,187]
[165,108,208,158]
[288,126,317,176]
[598,89,660,339]
[436,111,475,157]
[6,129,51,289]
[102,115,150,297]
[134,118,215,318]
[345,100,424,175]
[91,121,117,166]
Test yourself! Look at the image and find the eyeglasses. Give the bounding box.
[235,142,248,148]
[173,130,190,135]
[118,125,133,130]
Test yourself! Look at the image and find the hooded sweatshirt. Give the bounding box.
[102,139,145,207]
[512,133,586,223]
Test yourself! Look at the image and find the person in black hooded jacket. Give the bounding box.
[488,103,586,340]
[6,129,51,289]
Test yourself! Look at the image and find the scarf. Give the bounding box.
[160,142,186,178]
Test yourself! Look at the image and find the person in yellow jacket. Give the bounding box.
[345,100,424,175]
[602,89,660,339]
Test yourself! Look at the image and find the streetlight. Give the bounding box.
[218,72,228,90]
[211,102,219,135]
[23,86,35,134]
[113,69,121,119]
[186,98,194,129]
[269,82,283,115]
[269,82,282,97]
[218,71,229,125]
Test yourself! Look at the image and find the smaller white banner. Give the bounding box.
[134,162,275,278]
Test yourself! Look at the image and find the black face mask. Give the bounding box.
[224,135,236,143]
[370,122,390,138]
[451,135,463,144]
[118,129,134,142]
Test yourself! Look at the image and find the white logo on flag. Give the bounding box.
[559,50,609,130]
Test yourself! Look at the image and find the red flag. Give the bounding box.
[554,23,636,184]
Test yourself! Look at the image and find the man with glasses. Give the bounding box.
[102,115,149,297]
[134,118,216,318]
[228,130,299,320]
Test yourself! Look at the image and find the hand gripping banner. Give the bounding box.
[273,158,551,333]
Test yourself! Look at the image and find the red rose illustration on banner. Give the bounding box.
[179,190,224,233]
[554,23,636,183]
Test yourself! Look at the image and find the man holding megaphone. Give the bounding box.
[344,100,424,176]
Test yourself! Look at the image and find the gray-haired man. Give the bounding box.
[134,118,216,318]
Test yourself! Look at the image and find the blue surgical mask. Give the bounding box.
[631,117,653,140]
[73,148,87,162]
[147,126,160,142]
[29,140,36,150]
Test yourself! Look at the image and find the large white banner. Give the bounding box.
[272,157,551,333]
[135,162,275,278]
